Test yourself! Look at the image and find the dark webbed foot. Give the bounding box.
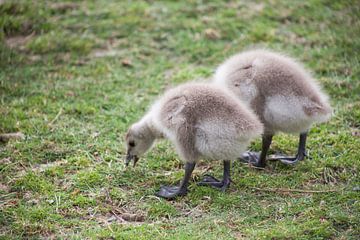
[240,151,306,166]
[197,175,230,192]
[267,152,307,165]
[155,186,187,200]
[267,132,309,165]
[240,151,259,163]
[155,162,196,200]
[197,161,231,192]
[239,151,266,168]
[239,134,272,168]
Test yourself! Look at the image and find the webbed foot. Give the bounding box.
[239,151,266,168]
[267,152,308,165]
[198,175,230,192]
[267,132,308,165]
[155,185,187,200]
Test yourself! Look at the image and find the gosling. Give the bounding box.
[125,82,263,199]
[214,49,332,168]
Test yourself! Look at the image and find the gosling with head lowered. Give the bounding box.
[214,49,332,168]
[125,82,263,199]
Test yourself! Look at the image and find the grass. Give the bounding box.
[1,0,359,239]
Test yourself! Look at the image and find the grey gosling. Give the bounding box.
[125,82,263,199]
[214,49,332,168]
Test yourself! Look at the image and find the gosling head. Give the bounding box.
[125,122,155,167]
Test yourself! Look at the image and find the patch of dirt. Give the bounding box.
[0,157,11,164]
[109,208,146,222]
[277,29,308,45]
[90,49,126,58]
[121,58,133,67]
[204,28,221,40]
[5,33,35,50]
[249,2,265,12]
[234,2,265,19]
[0,132,25,143]
[84,188,149,226]
[49,2,79,12]
[0,183,10,192]
[87,205,147,227]
[351,128,360,137]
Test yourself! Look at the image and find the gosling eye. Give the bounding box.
[234,83,240,87]
[129,140,135,147]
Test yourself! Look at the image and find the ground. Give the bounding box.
[0,0,359,239]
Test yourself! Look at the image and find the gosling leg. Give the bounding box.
[269,132,308,165]
[156,162,196,200]
[198,160,231,192]
[240,134,273,168]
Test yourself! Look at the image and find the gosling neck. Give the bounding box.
[139,114,162,140]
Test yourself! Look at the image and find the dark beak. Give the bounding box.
[133,155,139,167]
[125,153,139,167]
[125,154,132,166]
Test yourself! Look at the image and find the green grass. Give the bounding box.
[1,0,359,239]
